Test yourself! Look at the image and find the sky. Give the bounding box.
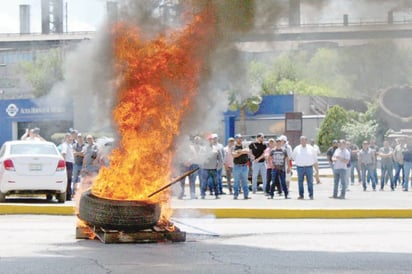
[0,0,108,33]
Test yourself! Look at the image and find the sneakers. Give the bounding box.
[297,196,304,200]
[244,196,251,200]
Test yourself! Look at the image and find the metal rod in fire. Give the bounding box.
[147,167,200,198]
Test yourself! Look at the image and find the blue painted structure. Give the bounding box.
[0,98,73,146]
[224,94,294,140]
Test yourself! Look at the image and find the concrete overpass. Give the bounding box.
[0,31,95,51]
[236,21,412,53]
[1,20,412,53]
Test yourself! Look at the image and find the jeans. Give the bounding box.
[361,163,376,190]
[403,161,412,191]
[225,166,233,193]
[367,166,378,185]
[251,161,267,193]
[233,164,249,198]
[200,169,218,198]
[72,163,83,184]
[296,166,314,198]
[393,162,404,188]
[217,168,223,194]
[333,168,347,198]
[350,160,361,183]
[266,168,279,194]
[179,164,199,199]
[380,164,394,190]
[271,169,288,198]
[65,162,73,199]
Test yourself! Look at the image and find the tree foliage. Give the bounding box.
[317,105,348,152]
[317,103,381,148]
[251,40,412,101]
[342,117,378,147]
[229,93,262,134]
[19,49,63,97]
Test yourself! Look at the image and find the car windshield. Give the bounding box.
[10,143,58,155]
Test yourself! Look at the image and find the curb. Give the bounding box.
[172,208,412,218]
[2,204,411,219]
[0,205,75,215]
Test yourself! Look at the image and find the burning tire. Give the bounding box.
[78,190,161,231]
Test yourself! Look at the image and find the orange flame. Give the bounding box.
[91,4,217,221]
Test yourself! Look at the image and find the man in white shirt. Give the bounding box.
[61,133,74,201]
[292,136,318,200]
[330,140,350,199]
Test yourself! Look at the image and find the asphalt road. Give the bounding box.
[1,215,411,274]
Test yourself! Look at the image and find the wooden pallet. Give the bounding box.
[76,225,186,244]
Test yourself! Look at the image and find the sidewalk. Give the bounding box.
[0,169,411,218]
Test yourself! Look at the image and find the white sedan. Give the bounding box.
[0,140,67,203]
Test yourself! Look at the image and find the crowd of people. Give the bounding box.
[21,127,110,201]
[325,136,412,200]
[177,133,412,201]
[20,126,412,202]
[177,133,320,200]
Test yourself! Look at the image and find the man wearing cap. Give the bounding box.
[268,137,291,199]
[264,138,278,195]
[211,134,226,195]
[327,140,339,170]
[232,134,250,199]
[249,133,267,194]
[292,136,318,200]
[279,135,293,189]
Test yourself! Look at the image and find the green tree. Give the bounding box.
[228,93,262,134]
[364,102,388,145]
[19,48,63,97]
[342,117,378,147]
[306,48,350,96]
[255,50,340,97]
[317,105,348,152]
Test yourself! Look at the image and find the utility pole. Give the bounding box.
[65,1,68,32]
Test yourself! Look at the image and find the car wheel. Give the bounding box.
[78,189,161,231]
[56,193,66,203]
[46,194,53,201]
[0,192,5,203]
